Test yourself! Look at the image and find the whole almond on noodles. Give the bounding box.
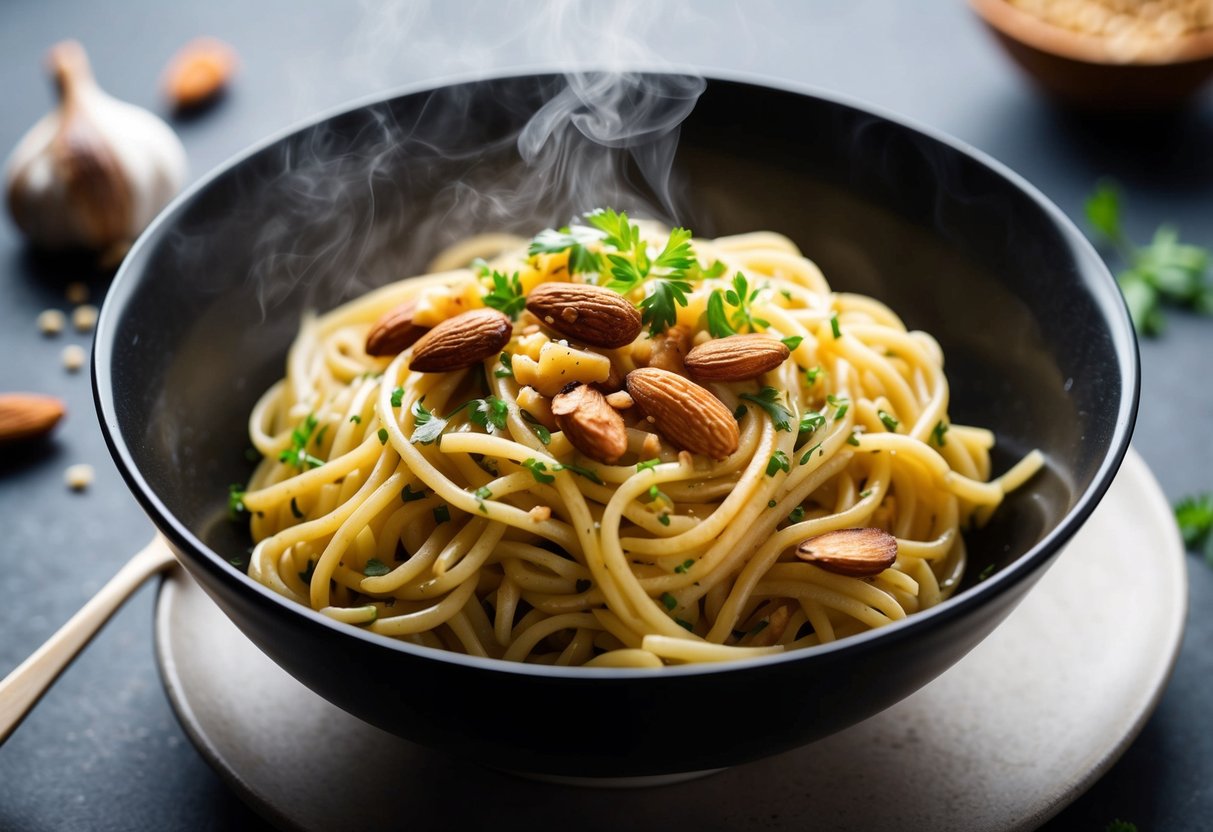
[366,299,428,356]
[625,368,739,460]
[0,393,66,443]
[685,334,790,382]
[795,528,898,577]
[525,282,642,348]
[551,383,628,464]
[409,308,512,373]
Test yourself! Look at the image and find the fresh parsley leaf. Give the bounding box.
[803,366,823,386]
[363,558,390,577]
[799,442,822,465]
[847,432,861,446]
[674,617,694,631]
[482,270,526,319]
[827,394,849,421]
[767,499,777,508]
[829,313,841,339]
[473,485,492,512]
[469,397,509,432]
[721,272,768,333]
[227,484,246,522]
[799,410,825,435]
[978,563,996,581]
[349,414,362,424]
[781,336,803,351]
[648,484,671,506]
[401,484,426,502]
[522,457,555,484]
[432,505,451,524]
[639,278,693,335]
[787,506,805,523]
[878,409,899,431]
[555,462,603,485]
[520,409,551,445]
[706,290,738,338]
[931,420,949,447]
[636,458,661,473]
[495,352,514,379]
[674,558,694,574]
[1085,180,1124,244]
[314,424,329,447]
[278,414,325,469]
[740,387,793,432]
[660,592,678,610]
[377,428,389,445]
[657,513,671,525]
[585,208,638,255]
[654,227,694,270]
[390,387,405,408]
[1175,493,1213,563]
[528,227,605,275]
[766,450,791,477]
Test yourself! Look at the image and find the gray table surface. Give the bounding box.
[1,1,1210,830]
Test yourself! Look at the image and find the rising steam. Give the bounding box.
[236,0,708,314]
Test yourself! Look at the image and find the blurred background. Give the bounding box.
[1,1,1210,829]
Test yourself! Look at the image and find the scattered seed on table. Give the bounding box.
[37,309,65,336]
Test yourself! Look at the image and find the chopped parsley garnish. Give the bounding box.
[227,484,246,522]
[674,558,695,574]
[739,387,793,432]
[799,410,825,435]
[527,226,604,275]
[278,414,325,469]
[722,272,769,332]
[1085,180,1213,337]
[766,450,791,477]
[290,497,304,519]
[377,428,389,445]
[636,458,661,473]
[522,457,555,484]
[411,397,508,445]
[977,563,996,581]
[638,277,693,335]
[878,409,899,432]
[401,484,426,502]
[410,399,445,445]
[473,486,492,512]
[349,414,362,424]
[847,432,861,446]
[827,394,850,421]
[520,410,551,445]
[859,488,872,498]
[554,461,603,485]
[575,578,592,593]
[298,559,316,585]
[648,484,672,506]
[781,335,803,351]
[931,420,949,447]
[390,386,405,408]
[660,592,678,610]
[314,424,329,447]
[829,313,841,339]
[432,505,451,524]
[768,499,777,508]
[495,352,514,379]
[803,366,823,386]
[799,442,823,465]
[363,558,390,577]
[482,270,526,319]
[674,617,694,632]
[469,396,510,432]
[787,506,805,524]
[1175,492,1213,563]
[658,514,671,526]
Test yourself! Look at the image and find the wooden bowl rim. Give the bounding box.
[969,0,1213,66]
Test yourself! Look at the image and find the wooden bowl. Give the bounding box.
[970,0,1213,109]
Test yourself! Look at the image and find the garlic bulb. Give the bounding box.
[4,41,187,255]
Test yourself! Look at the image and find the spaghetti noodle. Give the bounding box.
[238,211,1041,667]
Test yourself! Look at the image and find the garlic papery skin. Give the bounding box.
[4,41,187,255]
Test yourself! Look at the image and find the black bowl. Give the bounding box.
[94,73,1137,779]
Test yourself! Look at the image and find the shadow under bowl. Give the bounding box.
[93,72,1137,778]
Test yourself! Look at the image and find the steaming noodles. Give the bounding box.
[235,211,1042,667]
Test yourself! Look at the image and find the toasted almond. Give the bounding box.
[551,383,628,464]
[366,299,428,356]
[163,37,238,110]
[641,432,662,457]
[625,368,739,460]
[685,334,790,382]
[0,393,66,444]
[795,528,898,577]
[525,282,642,348]
[408,309,513,373]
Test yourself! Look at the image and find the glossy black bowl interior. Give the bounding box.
[94,74,1137,778]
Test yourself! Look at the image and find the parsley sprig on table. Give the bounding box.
[1175,493,1213,565]
[1085,180,1213,336]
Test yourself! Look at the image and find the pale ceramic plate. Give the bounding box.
[155,448,1185,832]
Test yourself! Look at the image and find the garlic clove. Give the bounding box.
[4,40,187,256]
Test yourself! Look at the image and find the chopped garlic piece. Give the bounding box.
[62,344,87,372]
[38,309,65,335]
[65,463,94,491]
[72,304,99,332]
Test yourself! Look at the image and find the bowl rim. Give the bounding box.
[93,67,1140,680]
[969,0,1213,66]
